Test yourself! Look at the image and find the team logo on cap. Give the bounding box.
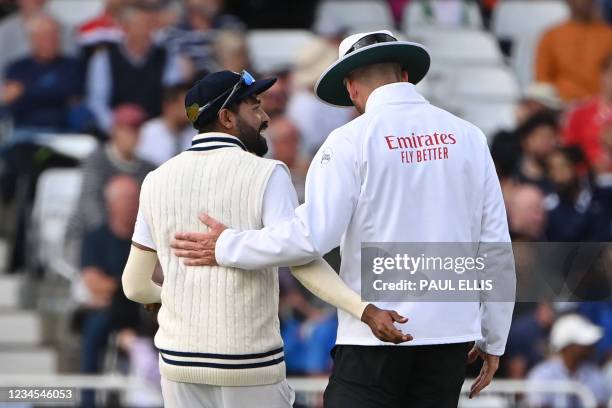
[186,103,200,123]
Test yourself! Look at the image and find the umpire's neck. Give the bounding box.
[344,62,409,114]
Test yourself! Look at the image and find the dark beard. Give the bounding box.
[236,117,268,157]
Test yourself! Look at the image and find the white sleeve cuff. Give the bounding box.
[476,339,505,356]
[215,228,237,266]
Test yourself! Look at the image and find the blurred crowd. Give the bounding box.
[0,0,612,406]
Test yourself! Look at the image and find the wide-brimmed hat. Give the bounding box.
[315,30,430,107]
[293,38,338,89]
[522,82,564,110]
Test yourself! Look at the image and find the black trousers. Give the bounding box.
[323,342,472,408]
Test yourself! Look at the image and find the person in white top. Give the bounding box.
[171,31,516,407]
[527,314,609,408]
[122,69,412,408]
[135,84,196,166]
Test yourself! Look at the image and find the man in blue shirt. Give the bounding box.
[2,14,81,131]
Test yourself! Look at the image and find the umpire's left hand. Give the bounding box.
[467,344,500,399]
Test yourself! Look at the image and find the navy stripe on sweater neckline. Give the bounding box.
[189,134,247,152]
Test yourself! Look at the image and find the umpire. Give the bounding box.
[172,30,516,407]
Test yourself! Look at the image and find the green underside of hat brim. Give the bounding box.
[315,43,431,107]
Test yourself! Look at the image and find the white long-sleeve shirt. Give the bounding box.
[133,163,300,250]
[215,82,515,355]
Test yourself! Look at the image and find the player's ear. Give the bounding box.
[218,109,234,130]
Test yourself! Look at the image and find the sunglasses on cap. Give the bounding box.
[196,70,256,120]
[344,33,397,56]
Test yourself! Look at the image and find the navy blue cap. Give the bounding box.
[185,70,276,128]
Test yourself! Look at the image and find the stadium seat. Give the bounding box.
[48,0,104,27]
[31,169,83,280]
[491,0,569,86]
[446,100,517,140]
[0,239,7,273]
[492,0,569,41]
[313,0,394,34]
[402,0,483,35]
[0,275,21,309]
[459,395,509,408]
[38,133,98,161]
[247,30,316,74]
[411,28,503,65]
[0,311,43,345]
[449,66,520,101]
[0,349,57,374]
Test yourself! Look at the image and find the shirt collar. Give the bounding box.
[365,82,428,113]
[189,132,247,152]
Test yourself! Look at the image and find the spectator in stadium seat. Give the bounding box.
[159,0,244,79]
[213,30,253,74]
[506,184,548,241]
[135,84,195,166]
[76,0,129,58]
[505,302,555,379]
[278,267,338,375]
[1,14,81,131]
[491,83,563,180]
[86,1,188,132]
[287,38,355,157]
[79,174,142,408]
[259,69,290,118]
[544,147,610,241]
[65,104,154,265]
[0,0,77,88]
[535,0,612,102]
[563,54,612,168]
[579,302,612,362]
[527,314,610,408]
[0,0,47,88]
[386,0,409,26]
[268,116,309,203]
[515,111,560,191]
[403,0,483,29]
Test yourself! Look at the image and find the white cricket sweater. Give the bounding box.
[138,133,285,386]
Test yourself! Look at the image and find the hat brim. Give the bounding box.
[315,42,430,107]
[191,77,277,127]
[232,77,277,104]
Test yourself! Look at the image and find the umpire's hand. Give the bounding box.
[171,214,227,266]
[467,344,500,399]
[361,304,413,344]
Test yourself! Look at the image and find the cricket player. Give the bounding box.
[121,70,411,408]
[171,31,516,407]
